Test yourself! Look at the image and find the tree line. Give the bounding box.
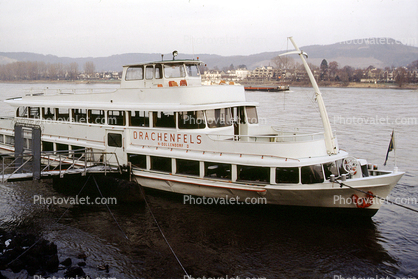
[0,61,95,81]
[271,56,418,86]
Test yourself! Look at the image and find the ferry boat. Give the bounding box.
[0,39,404,216]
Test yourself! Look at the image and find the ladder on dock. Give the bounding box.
[1,149,123,182]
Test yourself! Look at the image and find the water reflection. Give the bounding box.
[115,189,399,278]
[0,180,399,278]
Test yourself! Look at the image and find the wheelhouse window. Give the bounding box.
[237,165,270,183]
[28,107,40,119]
[17,106,27,118]
[43,107,55,120]
[153,111,175,128]
[145,66,153,80]
[129,111,149,127]
[155,64,162,79]
[57,108,70,122]
[246,106,258,124]
[0,134,3,144]
[178,111,206,129]
[164,64,186,78]
[186,64,200,77]
[176,159,199,176]
[323,161,339,179]
[89,110,105,125]
[238,106,246,124]
[301,165,324,184]
[72,109,87,123]
[276,167,299,183]
[108,110,125,126]
[204,162,231,180]
[108,133,122,147]
[206,108,232,128]
[126,66,143,80]
[336,159,348,175]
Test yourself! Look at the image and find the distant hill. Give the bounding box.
[1,38,417,71]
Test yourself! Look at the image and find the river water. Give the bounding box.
[0,83,417,279]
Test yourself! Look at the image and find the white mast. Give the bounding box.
[279,37,337,155]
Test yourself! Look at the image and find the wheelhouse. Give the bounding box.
[121,60,202,88]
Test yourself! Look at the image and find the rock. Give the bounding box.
[77,252,87,261]
[77,261,86,267]
[45,254,59,272]
[97,264,109,272]
[24,255,41,275]
[64,266,86,277]
[60,257,72,267]
[0,271,7,279]
[8,258,24,273]
[0,231,60,275]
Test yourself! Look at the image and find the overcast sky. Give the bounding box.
[0,0,417,58]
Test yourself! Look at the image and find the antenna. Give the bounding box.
[192,35,195,60]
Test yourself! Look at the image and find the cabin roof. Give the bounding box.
[123,59,203,68]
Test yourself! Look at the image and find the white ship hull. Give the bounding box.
[132,169,403,215]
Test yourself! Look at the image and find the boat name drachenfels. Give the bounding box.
[132,130,202,148]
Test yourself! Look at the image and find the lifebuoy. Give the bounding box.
[351,191,374,208]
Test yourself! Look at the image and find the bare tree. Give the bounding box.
[328,61,338,80]
[68,62,79,80]
[48,63,59,80]
[395,67,407,87]
[84,61,95,77]
[271,56,295,69]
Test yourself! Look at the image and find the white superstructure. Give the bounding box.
[0,48,404,216]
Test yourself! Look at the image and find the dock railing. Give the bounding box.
[1,148,122,183]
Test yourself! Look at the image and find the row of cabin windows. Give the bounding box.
[41,141,85,154]
[125,64,200,81]
[127,154,348,184]
[0,135,15,145]
[0,132,348,184]
[0,135,85,157]
[16,107,258,128]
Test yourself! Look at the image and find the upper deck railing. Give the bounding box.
[23,88,117,97]
[207,131,325,143]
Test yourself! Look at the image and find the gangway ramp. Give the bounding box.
[1,149,124,182]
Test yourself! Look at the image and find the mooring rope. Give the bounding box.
[92,175,129,240]
[338,181,418,214]
[139,187,190,278]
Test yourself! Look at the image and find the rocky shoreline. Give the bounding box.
[0,229,90,279]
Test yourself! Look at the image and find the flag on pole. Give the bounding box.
[384,130,395,166]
